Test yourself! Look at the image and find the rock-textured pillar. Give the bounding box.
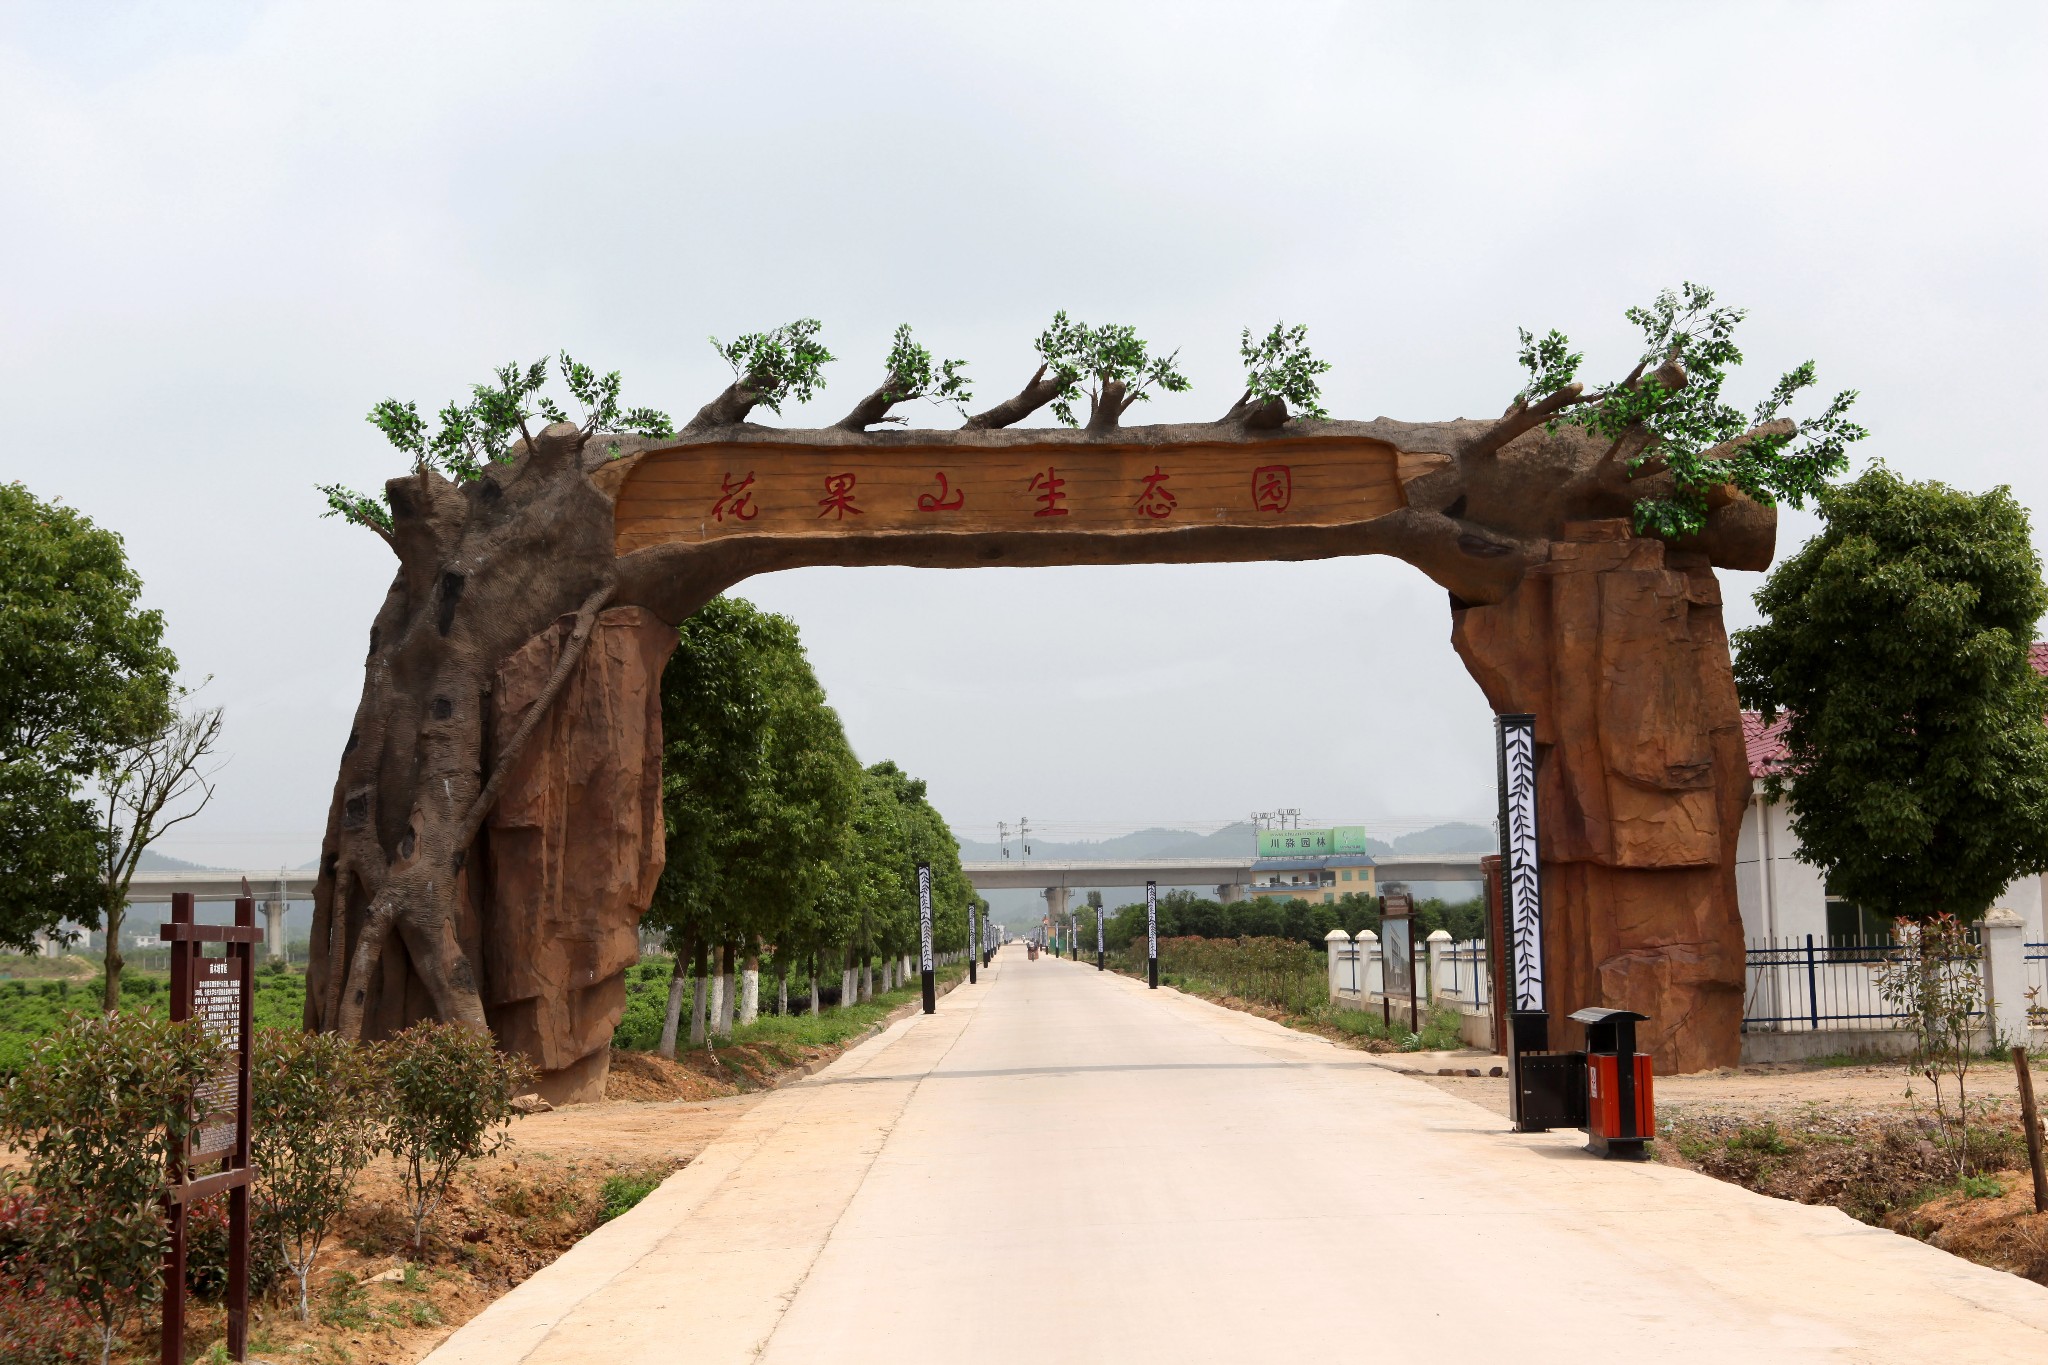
[481,606,676,1104]
[1452,520,1748,1073]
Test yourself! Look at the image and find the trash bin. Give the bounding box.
[1568,1007,1653,1160]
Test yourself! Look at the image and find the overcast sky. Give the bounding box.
[2,2,2043,868]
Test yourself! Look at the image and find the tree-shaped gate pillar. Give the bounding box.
[1456,522,1750,1069]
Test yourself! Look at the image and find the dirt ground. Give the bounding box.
[1336,1035,2048,1294]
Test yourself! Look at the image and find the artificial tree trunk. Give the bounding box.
[309,361,1779,1083]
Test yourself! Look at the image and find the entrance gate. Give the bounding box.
[306,359,1773,1100]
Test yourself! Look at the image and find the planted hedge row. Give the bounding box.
[0,1010,529,1362]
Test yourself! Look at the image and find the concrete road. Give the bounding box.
[428,948,2048,1364]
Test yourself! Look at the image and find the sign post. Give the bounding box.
[1145,881,1159,990]
[1379,888,1417,1031]
[917,861,936,1014]
[161,891,261,1364]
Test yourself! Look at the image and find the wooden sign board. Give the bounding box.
[612,437,1408,553]
[186,955,247,1164]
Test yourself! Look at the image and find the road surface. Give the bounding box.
[428,947,2048,1363]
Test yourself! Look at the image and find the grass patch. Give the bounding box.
[1322,1003,1465,1052]
[598,1169,666,1223]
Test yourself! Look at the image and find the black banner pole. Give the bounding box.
[1496,712,1554,1133]
[968,903,979,985]
[917,861,936,1014]
[1145,881,1159,989]
[1096,898,1105,971]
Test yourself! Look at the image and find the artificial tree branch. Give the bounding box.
[1462,382,1585,462]
[452,582,615,854]
[1698,418,1798,469]
[963,363,1067,430]
[690,379,763,429]
[835,375,911,431]
[1220,390,1290,428]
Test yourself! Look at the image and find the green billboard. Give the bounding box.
[1256,826,1373,858]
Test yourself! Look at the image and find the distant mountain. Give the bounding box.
[1390,822,1495,855]
[134,849,218,872]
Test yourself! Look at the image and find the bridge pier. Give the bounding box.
[1042,885,1070,927]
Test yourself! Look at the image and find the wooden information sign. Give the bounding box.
[162,892,262,1364]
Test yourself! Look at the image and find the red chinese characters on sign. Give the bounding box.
[1133,466,1176,520]
[917,472,965,512]
[711,470,759,523]
[817,473,863,520]
[1252,465,1293,513]
[1028,468,1069,517]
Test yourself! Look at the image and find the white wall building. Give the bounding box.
[1734,710,2047,945]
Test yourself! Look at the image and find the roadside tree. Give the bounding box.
[94,699,225,1011]
[0,482,176,951]
[1734,467,2048,921]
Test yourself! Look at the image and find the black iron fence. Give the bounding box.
[1741,933,1980,1032]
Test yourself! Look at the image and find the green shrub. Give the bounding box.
[0,1009,225,1365]
[379,1022,533,1253]
[1960,1173,2005,1199]
[0,1267,96,1363]
[252,1028,384,1320]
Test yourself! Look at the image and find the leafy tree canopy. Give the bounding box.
[711,318,835,416]
[1733,466,2048,921]
[1516,282,1867,539]
[879,324,972,414]
[648,596,862,960]
[1034,311,1191,427]
[0,760,102,951]
[1238,321,1331,420]
[0,483,176,949]
[319,352,673,535]
[0,483,175,770]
